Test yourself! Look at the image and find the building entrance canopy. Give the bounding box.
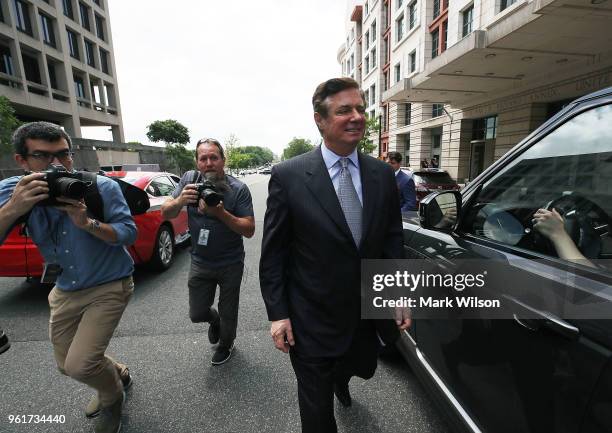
[383,0,612,107]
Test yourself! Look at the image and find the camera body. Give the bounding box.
[194,180,224,207]
[34,166,92,206]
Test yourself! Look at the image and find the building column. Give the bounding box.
[62,116,81,138]
[457,119,473,183]
[111,125,125,143]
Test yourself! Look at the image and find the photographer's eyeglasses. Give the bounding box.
[25,150,74,162]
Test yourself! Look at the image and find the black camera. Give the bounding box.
[32,166,93,206]
[194,180,224,207]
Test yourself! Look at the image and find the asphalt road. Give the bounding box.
[0,174,449,433]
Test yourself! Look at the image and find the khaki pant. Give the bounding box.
[48,277,133,407]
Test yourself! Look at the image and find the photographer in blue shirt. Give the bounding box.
[0,122,137,433]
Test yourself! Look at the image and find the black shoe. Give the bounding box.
[208,309,220,345]
[211,342,234,365]
[334,382,352,407]
[0,331,10,355]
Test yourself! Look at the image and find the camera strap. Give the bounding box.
[192,171,202,184]
[81,172,106,222]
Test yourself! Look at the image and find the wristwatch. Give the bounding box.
[89,218,101,232]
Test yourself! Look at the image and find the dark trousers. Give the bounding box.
[187,260,244,349]
[289,320,379,433]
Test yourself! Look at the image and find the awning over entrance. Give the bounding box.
[383,0,612,107]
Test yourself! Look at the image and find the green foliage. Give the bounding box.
[282,137,314,160]
[358,116,379,155]
[165,144,195,175]
[222,133,274,171]
[232,146,274,167]
[226,150,252,170]
[0,96,21,155]
[146,120,190,145]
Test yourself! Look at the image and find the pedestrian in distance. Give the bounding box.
[386,151,417,212]
[259,77,411,433]
[0,122,137,433]
[161,138,255,365]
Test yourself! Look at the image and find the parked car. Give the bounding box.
[398,87,612,433]
[0,171,189,278]
[402,167,461,204]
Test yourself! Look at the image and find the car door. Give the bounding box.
[149,175,189,242]
[405,99,612,433]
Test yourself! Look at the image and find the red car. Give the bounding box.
[0,171,190,278]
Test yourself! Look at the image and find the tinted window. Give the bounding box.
[414,172,456,186]
[463,103,612,265]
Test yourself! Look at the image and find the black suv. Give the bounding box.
[399,87,612,433]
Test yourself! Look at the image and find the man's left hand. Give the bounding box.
[198,199,225,218]
[55,197,89,229]
[395,306,412,331]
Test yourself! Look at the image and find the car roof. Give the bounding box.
[105,171,180,188]
[572,85,612,104]
[106,171,177,179]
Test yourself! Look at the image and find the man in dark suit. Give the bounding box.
[386,151,417,212]
[259,77,410,433]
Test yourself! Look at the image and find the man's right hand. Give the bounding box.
[270,318,295,353]
[6,173,49,215]
[178,184,200,207]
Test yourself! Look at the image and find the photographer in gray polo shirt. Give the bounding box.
[162,138,255,365]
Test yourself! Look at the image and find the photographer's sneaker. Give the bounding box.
[94,391,124,433]
[208,308,220,344]
[0,331,10,355]
[86,367,132,418]
[211,342,234,365]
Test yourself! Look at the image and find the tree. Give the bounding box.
[358,116,379,155]
[146,120,190,145]
[226,151,251,171]
[166,144,195,175]
[0,96,21,156]
[146,120,191,174]
[282,138,314,160]
[225,133,240,149]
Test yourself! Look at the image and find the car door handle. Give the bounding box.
[505,295,580,341]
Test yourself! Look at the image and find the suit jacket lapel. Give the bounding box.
[304,147,356,245]
[359,153,380,249]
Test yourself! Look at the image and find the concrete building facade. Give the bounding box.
[0,0,124,141]
[339,0,612,183]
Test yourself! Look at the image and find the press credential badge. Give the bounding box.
[198,228,210,246]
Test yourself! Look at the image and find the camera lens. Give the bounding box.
[203,190,222,207]
[56,177,88,200]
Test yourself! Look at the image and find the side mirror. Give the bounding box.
[419,191,462,231]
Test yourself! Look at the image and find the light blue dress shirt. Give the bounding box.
[320,143,363,206]
[0,175,137,291]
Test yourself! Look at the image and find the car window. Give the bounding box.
[148,176,176,197]
[170,175,180,185]
[414,171,456,186]
[463,103,612,266]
